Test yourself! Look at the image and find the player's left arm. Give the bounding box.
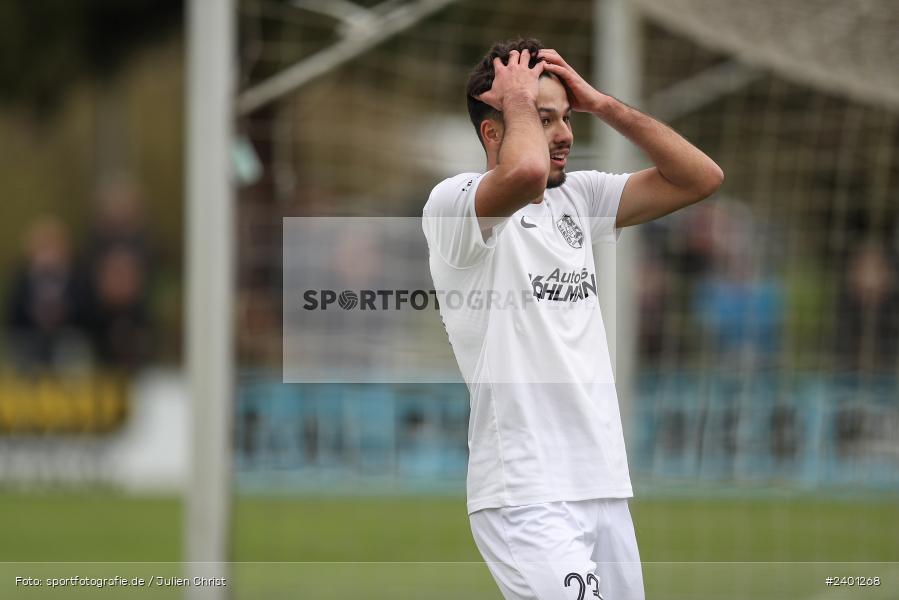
[539,48,724,228]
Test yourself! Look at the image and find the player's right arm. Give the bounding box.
[473,49,550,223]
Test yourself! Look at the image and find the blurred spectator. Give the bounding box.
[78,174,154,369]
[679,203,719,278]
[692,201,784,369]
[836,238,899,371]
[5,217,89,371]
[636,244,670,360]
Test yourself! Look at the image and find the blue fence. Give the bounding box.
[234,371,898,493]
[631,371,899,490]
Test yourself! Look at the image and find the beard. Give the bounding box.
[546,169,566,189]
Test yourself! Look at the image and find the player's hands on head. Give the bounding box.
[475,49,545,111]
[537,49,606,112]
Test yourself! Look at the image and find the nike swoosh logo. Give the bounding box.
[520,216,537,229]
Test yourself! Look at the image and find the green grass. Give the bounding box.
[1,490,897,599]
[232,495,899,563]
[0,491,181,563]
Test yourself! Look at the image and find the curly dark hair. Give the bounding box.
[466,37,551,147]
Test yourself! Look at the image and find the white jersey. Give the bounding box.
[422,170,634,514]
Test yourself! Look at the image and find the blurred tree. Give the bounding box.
[0,0,181,113]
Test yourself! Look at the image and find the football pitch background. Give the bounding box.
[2,2,899,600]
[2,492,897,599]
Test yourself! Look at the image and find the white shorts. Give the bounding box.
[469,498,645,600]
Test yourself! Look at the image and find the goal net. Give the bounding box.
[223,0,899,595]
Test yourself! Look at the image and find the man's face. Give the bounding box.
[537,75,573,188]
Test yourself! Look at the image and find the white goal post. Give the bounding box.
[185,0,236,598]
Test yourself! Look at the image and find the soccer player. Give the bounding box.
[422,38,723,600]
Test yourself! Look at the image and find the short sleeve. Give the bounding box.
[421,172,507,268]
[574,170,631,244]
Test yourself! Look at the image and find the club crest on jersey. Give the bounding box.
[556,214,584,248]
